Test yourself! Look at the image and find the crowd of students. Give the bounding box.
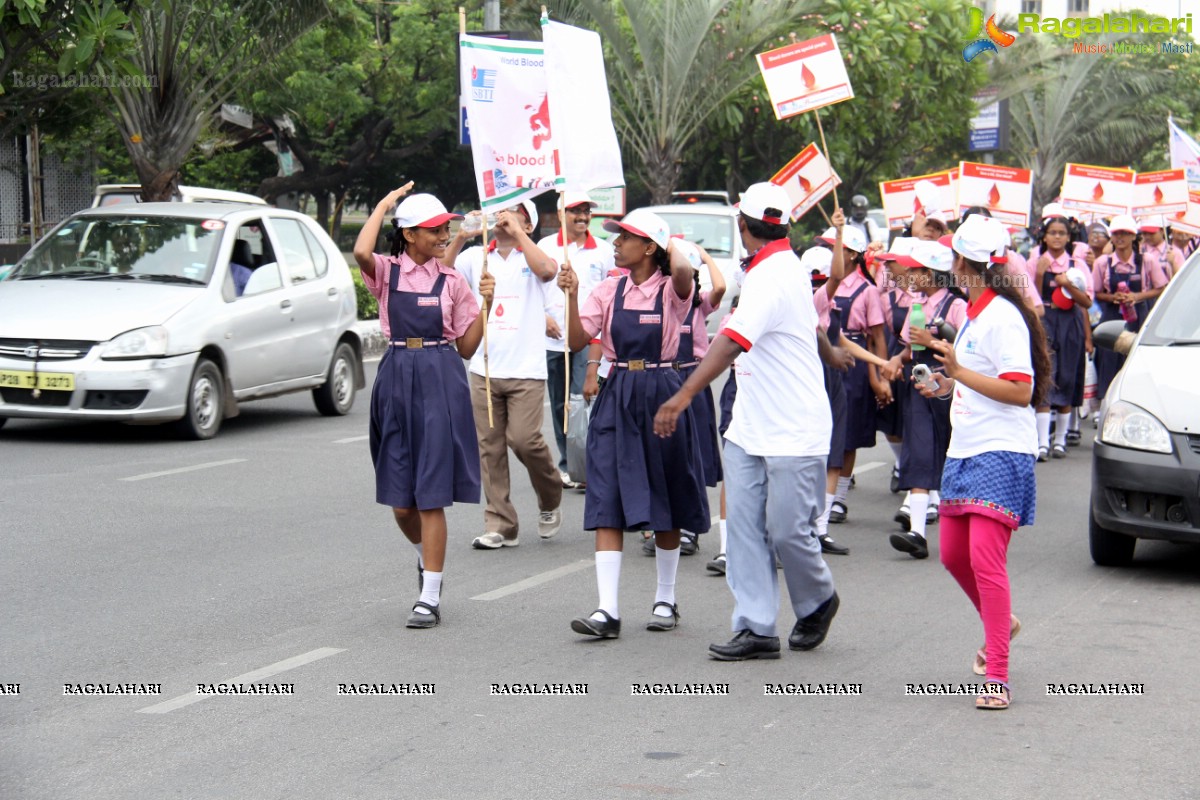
[353,182,1195,711]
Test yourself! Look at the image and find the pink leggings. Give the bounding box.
[939,512,1013,683]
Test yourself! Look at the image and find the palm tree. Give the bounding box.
[543,0,818,204]
[992,33,1173,213]
[98,0,330,200]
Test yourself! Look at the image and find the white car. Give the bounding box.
[0,203,364,439]
[92,184,269,207]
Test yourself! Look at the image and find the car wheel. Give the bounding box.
[175,358,224,440]
[1089,506,1135,567]
[313,342,357,416]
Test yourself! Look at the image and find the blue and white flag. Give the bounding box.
[1169,117,1200,192]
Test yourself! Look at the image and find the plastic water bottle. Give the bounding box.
[910,302,926,351]
[1117,281,1136,324]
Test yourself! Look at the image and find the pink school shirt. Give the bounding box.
[687,291,719,359]
[1143,240,1184,279]
[578,271,694,361]
[811,269,886,332]
[363,253,480,340]
[900,286,967,344]
[1091,251,1169,294]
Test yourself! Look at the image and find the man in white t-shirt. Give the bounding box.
[538,192,615,488]
[447,199,563,548]
[654,182,839,661]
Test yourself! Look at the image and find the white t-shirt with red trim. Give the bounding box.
[457,243,551,380]
[947,289,1038,459]
[721,239,831,458]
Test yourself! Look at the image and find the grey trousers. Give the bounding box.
[724,441,836,637]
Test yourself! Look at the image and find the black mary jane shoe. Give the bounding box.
[405,601,440,629]
[819,534,850,556]
[889,531,929,560]
[890,467,901,494]
[646,601,680,631]
[571,609,621,639]
[828,500,848,524]
[788,592,840,651]
[708,630,781,661]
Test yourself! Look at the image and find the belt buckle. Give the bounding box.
[671,361,682,370]
[627,359,645,371]
[406,337,424,348]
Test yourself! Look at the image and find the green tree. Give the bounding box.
[97,0,330,201]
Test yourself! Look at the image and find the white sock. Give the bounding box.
[930,490,940,506]
[718,519,728,554]
[415,571,442,612]
[411,541,424,569]
[1036,412,1051,449]
[817,492,835,537]
[909,494,930,537]
[901,490,912,508]
[888,440,903,468]
[834,476,851,505]
[654,545,680,613]
[1054,412,1071,447]
[591,551,621,621]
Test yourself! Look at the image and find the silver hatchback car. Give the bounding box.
[0,204,364,439]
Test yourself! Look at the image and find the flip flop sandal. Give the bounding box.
[976,681,1010,710]
[972,615,1022,676]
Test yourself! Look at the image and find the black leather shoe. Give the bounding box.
[571,609,621,639]
[828,501,848,524]
[679,532,698,556]
[894,506,912,532]
[405,601,440,629]
[708,630,781,661]
[889,531,929,559]
[646,601,680,631]
[789,592,839,651]
[819,534,849,555]
[706,553,727,575]
[890,467,901,494]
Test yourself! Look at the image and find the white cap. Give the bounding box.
[736,182,792,225]
[499,198,539,227]
[946,215,1008,263]
[909,240,954,272]
[817,224,867,254]
[878,237,918,264]
[558,191,597,211]
[925,209,951,226]
[602,208,670,250]
[1138,213,1166,232]
[800,246,833,274]
[1108,214,1138,235]
[393,193,462,228]
[1087,220,1111,237]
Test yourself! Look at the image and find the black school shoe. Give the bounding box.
[889,530,929,559]
[788,591,840,651]
[890,466,901,494]
[571,609,621,639]
[646,602,680,631]
[819,534,850,555]
[708,630,781,661]
[828,500,848,524]
[680,531,699,556]
[406,601,440,629]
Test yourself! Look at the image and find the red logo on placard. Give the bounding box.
[801,63,817,90]
[1092,183,1105,201]
[527,94,551,150]
[495,303,505,317]
[483,170,496,198]
[987,183,1001,208]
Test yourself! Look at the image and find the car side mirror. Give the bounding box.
[1093,319,1137,355]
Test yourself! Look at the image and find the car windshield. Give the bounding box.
[10,215,218,284]
[1140,251,1200,345]
[655,212,736,257]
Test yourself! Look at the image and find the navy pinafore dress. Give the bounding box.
[676,308,722,487]
[1040,262,1087,408]
[583,277,711,533]
[823,305,849,471]
[835,281,877,451]
[875,288,910,439]
[369,268,480,510]
[1093,255,1149,402]
[899,291,962,491]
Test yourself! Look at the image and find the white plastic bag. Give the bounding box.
[1081,356,1098,416]
[566,393,590,484]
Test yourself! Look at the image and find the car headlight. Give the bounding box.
[1100,400,1173,454]
[99,326,169,360]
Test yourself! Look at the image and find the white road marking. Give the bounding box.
[471,560,593,601]
[136,647,345,714]
[121,459,247,482]
[335,435,370,444]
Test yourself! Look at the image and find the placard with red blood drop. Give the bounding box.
[1153,186,1164,204]
[801,63,817,91]
[1092,183,1105,201]
[987,183,1001,208]
[495,303,505,317]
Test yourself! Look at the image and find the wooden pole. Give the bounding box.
[559,194,571,434]
[813,106,839,212]
[481,213,493,428]
[458,6,466,34]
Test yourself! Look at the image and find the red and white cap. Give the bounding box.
[1041,201,1070,221]
[800,245,833,275]
[736,182,792,225]
[943,214,1008,263]
[1052,266,1090,311]
[602,208,670,250]
[817,224,867,254]
[558,191,598,211]
[1108,215,1138,235]
[878,236,920,266]
[393,194,462,228]
[1138,213,1166,232]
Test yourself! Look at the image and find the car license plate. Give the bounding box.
[0,369,75,391]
